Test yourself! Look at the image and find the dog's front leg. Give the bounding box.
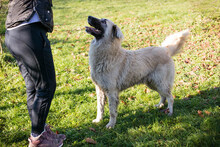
[106,91,119,129]
[93,85,105,123]
[155,95,166,108]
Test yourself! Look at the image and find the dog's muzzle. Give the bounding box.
[85,16,104,39]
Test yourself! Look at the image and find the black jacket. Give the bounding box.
[6,0,53,32]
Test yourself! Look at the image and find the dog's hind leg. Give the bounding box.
[93,85,106,123]
[159,91,174,116]
[106,90,119,129]
[167,93,174,116]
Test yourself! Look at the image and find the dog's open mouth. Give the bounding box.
[85,16,104,39]
[85,26,102,35]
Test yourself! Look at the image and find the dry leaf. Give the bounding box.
[89,127,96,132]
[144,88,151,93]
[128,97,132,101]
[199,114,204,117]
[178,80,184,85]
[197,110,204,117]
[204,110,211,115]
[85,138,97,144]
[121,100,127,105]
[189,71,196,76]
[128,96,136,101]
[185,58,190,63]
[89,93,95,97]
[197,110,202,115]
[194,85,199,89]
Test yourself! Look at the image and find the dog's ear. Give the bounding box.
[112,25,124,40]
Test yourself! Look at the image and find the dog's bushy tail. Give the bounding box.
[161,29,190,56]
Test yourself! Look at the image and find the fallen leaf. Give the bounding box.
[185,58,190,63]
[121,100,127,105]
[197,110,202,115]
[85,138,97,144]
[89,128,96,132]
[81,53,88,56]
[189,71,196,76]
[89,93,95,97]
[144,88,151,93]
[194,85,199,89]
[197,110,204,117]
[192,66,200,71]
[204,110,211,115]
[128,96,136,101]
[178,80,185,85]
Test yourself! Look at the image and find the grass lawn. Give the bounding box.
[0,0,219,146]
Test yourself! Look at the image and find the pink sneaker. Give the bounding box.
[28,131,63,147]
[45,124,66,140]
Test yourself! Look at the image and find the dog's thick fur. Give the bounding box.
[86,16,189,128]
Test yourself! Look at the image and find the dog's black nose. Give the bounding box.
[88,16,93,22]
[88,16,99,21]
[88,16,94,20]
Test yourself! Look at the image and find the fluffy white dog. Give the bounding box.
[86,16,189,128]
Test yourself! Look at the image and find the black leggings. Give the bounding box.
[5,23,56,135]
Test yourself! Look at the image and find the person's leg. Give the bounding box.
[5,23,56,135]
[5,30,36,120]
[19,59,37,120]
[29,24,56,135]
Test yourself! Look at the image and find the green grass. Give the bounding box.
[0,0,219,146]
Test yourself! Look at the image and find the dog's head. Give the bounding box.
[85,16,123,41]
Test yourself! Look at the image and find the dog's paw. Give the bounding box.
[106,122,115,129]
[160,108,173,116]
[92,118,102,123]
[155,103,164,108]
[168,112,173,116]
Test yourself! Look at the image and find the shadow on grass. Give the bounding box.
[0,87,219,146]
[62,87,220,146]
[55,87,220,146]
[56,86,95,96]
